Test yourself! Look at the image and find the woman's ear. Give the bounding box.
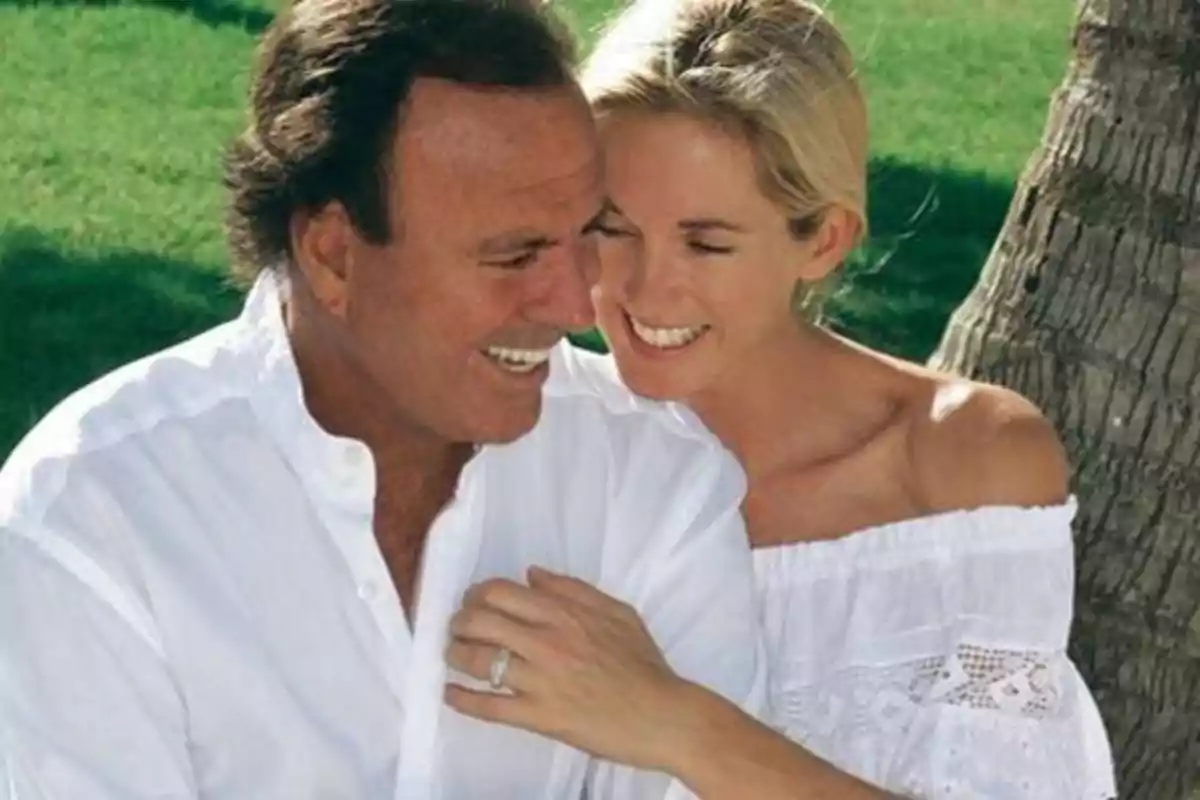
[794,205,860,283]
[290,202,356,319]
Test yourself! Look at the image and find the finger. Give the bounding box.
[445,639,533,693]
[445,684,538,731]
[444,638,497,681]
[448,606,545,661]
[527,566,634,619]
[462,578,563,627]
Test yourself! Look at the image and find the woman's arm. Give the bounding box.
[445,567,892,800]
[659,680,891,799]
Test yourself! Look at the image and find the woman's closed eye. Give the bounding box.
[587,220,638,239]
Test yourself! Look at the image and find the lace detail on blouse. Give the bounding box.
[913,644,1061,716]
[753,500,1117,799]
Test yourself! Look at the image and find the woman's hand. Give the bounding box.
[446,568,892,800]
[444,566,694,772]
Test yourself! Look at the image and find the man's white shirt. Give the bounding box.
[0,274,765,799]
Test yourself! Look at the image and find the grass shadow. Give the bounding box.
[0,228,242,455]
[0,0,275,34]
[824,156,1017,362]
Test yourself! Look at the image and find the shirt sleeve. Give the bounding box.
[584,440,767,800]
[0,524,198,799]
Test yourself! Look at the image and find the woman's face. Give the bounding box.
[592,111,821,401]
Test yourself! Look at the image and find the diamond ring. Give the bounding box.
[488,647,512,690]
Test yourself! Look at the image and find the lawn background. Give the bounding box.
[0,0,1077,455]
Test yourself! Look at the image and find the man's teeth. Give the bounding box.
[629,317,709,349]
[485,346,552,373]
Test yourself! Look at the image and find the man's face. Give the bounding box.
[312,79,606,445]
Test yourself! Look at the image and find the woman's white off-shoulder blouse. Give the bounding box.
[752,499,1117,799]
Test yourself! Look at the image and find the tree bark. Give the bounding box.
[930,0,1200,797]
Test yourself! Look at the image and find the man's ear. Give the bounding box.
[290,202,356,319]
[794,206,860,283]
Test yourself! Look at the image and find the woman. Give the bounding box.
[444,0,1118,796]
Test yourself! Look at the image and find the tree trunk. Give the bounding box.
[930,0,1200,797]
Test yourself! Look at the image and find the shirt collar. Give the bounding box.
[236,270,378,512]
[234,272,614,515]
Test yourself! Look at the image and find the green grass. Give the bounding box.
[0,0,1077,455]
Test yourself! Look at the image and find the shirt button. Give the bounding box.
[358,581,379,601]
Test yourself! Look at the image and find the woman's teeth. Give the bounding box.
[484,346,552,373]
[629,316,710,349]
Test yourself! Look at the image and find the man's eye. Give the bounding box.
[486,251,539,270]
[688,241,735,256]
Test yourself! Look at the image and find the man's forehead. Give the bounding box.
[398,77,601,196]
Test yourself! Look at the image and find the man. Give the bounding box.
[0,1,763,797]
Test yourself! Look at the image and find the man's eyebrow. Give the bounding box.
[475,231,558,256]
[678,218,747,233]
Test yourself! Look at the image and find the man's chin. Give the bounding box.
[464,399,544,446]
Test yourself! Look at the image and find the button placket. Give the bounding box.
[357,580,379,602]
[393,456,489,800]
[332,509,412,701]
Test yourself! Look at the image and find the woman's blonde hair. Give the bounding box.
[582,0,867,315]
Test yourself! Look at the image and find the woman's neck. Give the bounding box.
[687,324,906,483]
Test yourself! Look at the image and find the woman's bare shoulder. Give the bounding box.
[905,375,1069,513]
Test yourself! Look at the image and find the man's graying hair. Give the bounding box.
[223,0,578,284]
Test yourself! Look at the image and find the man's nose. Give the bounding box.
[530,238,598,333]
